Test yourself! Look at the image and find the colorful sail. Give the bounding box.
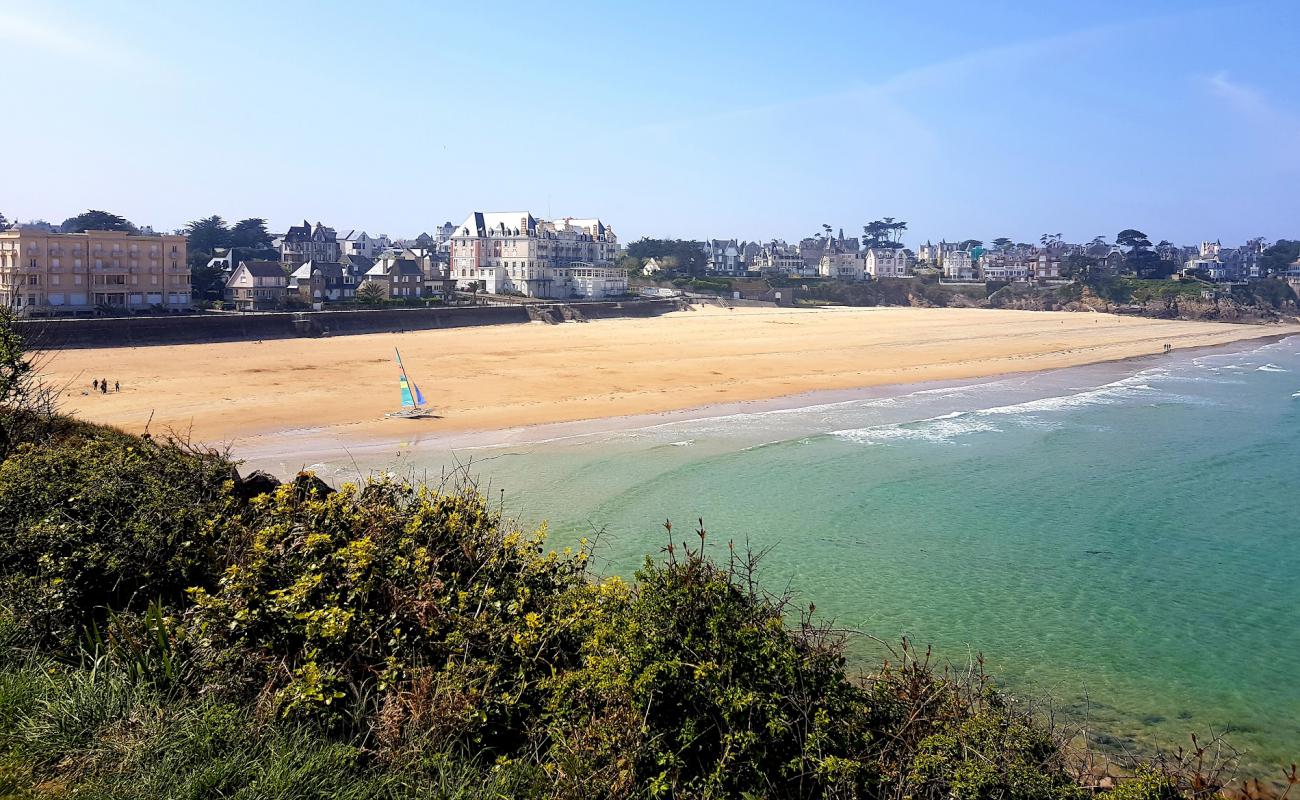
[395,348,423,409]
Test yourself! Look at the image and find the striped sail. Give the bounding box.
[395,348,423,409]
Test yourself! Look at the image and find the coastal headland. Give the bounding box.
[39,305,1297,446]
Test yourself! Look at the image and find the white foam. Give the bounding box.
[832,414,1001,445]
[1257,364,1288,373]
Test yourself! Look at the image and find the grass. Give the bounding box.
[0,654,536,799]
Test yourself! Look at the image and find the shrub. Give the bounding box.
[185,476,592,751]
[538,534,881,798]
[0,427,234,649]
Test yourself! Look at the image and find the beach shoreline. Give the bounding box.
[230,328,1299,473]
[38,305,1299,463]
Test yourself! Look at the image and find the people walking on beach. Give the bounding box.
[92,379,99,392]
[100,378,107,395]
[114,380,120,393]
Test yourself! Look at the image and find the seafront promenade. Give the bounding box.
[16,297,681,349]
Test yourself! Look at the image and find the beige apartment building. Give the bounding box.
[0,228,190,315]
[450,212,625,299]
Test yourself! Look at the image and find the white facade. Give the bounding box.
[450,211,622,299]
[864,248,911,278]
[338,231,391,259]
[564,263,629,299]
[818,252,865,281]
[942,250,977,280]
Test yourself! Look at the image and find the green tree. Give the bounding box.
[863,217,907,249]
[183,215,231,254]
[229,218,274,251]
[60,210,136,233]
[1260,239,1299,274]
[0,308,35,441]
[992,237,1012,250]
[626,238,707,276]
[0,211,8,228]
[1039,233,1064,249]
[1116,229,1153,250]
[357,280,387,304]
[1061,254,1100,281]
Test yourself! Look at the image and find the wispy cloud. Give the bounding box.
[0,5,149,70]
[1202,72,1299,166]
[624,22,1117,146]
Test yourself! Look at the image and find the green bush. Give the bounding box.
[185,477,591,749]
[0,427,234,649]
[539,539,881,797]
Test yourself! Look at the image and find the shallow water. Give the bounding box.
[249,337,1300,772]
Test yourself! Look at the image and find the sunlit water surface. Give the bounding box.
[250,337,1300,772]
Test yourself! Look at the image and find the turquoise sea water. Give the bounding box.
[252,336,1300,772]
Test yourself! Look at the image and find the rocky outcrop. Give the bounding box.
[231,469,281,501]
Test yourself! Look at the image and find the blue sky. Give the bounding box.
[1,0,1296,246]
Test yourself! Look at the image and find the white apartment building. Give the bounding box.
[450,212,622,299]
[0,228,190,315]
[942,250,977,280]
[865,248,911,278]
[818,251,865,281]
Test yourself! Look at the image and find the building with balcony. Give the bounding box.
[450,211,622,299]
[942,250,977,281]
[0,228,190,315]
[818,251,866,281]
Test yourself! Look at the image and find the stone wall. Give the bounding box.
[18,300,679,349]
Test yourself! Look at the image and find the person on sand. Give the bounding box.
[92,379,99,392]
[100,382,107,394]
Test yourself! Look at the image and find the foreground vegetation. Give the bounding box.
[0,312,1289,798]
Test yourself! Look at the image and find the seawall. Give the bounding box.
[18,299,681,350]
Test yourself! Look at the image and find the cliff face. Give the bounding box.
[977,285,1297,325]
[1128,294,1294,323]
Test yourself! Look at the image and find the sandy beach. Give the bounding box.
[39,305,1296,448]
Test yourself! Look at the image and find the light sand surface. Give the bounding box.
[40,306,1296,446]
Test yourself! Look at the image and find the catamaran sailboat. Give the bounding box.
[386,348,431,419]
